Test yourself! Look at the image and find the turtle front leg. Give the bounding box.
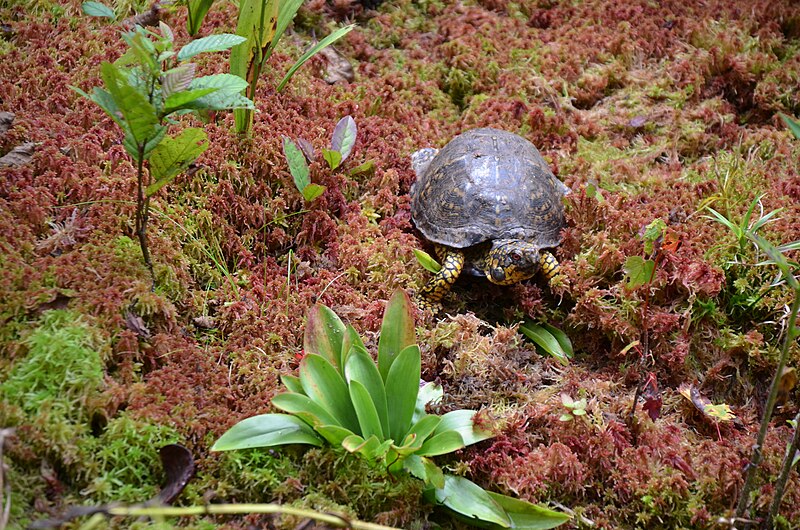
[419,247,465,312]
[539,251,561,283]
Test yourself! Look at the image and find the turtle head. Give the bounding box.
[484,240,541,285]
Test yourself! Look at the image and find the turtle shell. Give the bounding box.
[410,128,568,249]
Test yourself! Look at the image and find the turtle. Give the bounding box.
[410,127,569,310]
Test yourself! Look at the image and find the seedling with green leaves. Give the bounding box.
[519,320,573,365]
[559,394,587,422]
[212,289,569,529]
[73,23,253,285]
[282,116,359,202]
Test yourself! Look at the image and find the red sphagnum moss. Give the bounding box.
[1,0,800,527]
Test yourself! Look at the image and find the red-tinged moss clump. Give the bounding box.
[2,0,800,527]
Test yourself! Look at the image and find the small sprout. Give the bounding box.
[623,255,655,290]
[642,218,666,255]
[520,320,573,365]
[414,249,441,273]
[81,1,115,18]
[559,393,587,422]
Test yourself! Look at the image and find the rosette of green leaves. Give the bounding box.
[212,289,492,487]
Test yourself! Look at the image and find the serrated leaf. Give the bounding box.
[299,353,359,432]
[384,344,421,440]
[322,148,342,171]
[276,24,356,92]
[145,128,208,197]
[283,136,310,190]
[623,255,655,290]
[331,115,357,161]
[82,1,115,18]
[302,183,326,202]
[404,454,445,488]
[162,64,197,99]
[642,218,666,255]
[303,303,346,371]
[211,413,322,451]
[100,62,159,151]
[164,87,218,114]
[187,74,253,110]
[415,249,442,273]
[520,321,571,365]
[178,33,246,61]
[377,289,416,380]
[271,392,338,427]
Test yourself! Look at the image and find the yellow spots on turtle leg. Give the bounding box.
[419,249,465,311]
[540,251,560,282]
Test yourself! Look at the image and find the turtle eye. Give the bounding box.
[510,251,522,262]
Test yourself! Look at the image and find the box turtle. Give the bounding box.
[410,127,569,310]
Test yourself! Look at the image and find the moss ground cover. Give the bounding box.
[1,0,799,527]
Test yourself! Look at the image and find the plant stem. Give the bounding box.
[765,409,800,527]
[734,293,800,524]
[135,143,155,288]
[105,503,401,530]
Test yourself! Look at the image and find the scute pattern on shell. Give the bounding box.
[411,128,567,249]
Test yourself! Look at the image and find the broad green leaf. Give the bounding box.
[145,128,208,197]
[377,289,416,380]
[123,124,167,161]
[271,392,338,427]
[161,64,197,98]
[322,148,342,171]
[349,380,384,438]
[269,0,304,52]
[163,87,218,114]
[418,430,465,456]
[348,159,375,177]
[413,381,443,424]
[276,24,356,92]
[299,353,359,432]
[342,433,388,460]
[519,321,571,366]
[403,455,445,488]
[405,414,442,449]
[100,62,159,151]
[642,218,666,255]
[315,424,355,446]
[178,33,245,61]
[384,344,421,440]
[211,413,322,451]
[303,304,346,371]
[344,347,389,435]
[283,137,311,191]
[539,323,573,360]
[431,475,511,528]
[281,374,304,394]
[302,183,326,202]
[434,409,494,447]
[486,492,570,529]
[188,74,253,110]
[341,325,366,364]
[781,113,800,140]
[82,1,115,18]
[331,116,357,161]
[622,255,655,290]
[186,0,214,36]
[414,249,442,273]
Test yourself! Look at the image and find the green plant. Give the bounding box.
[282,116,358,201]
[231,0,355,135]
[519,320,573,365]
[213,289,569,528]
[73,23,253,285]
[558,394,587,422]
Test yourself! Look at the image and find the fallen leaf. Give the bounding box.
[0,142,35,166]
[776,366,797,409]
[155,444,195,505]
[679,384,736,423]
[319,45,354,84]
[124,311,152,340]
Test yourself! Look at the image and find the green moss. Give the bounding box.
[0,310,105,420]
[79,413,181,503]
